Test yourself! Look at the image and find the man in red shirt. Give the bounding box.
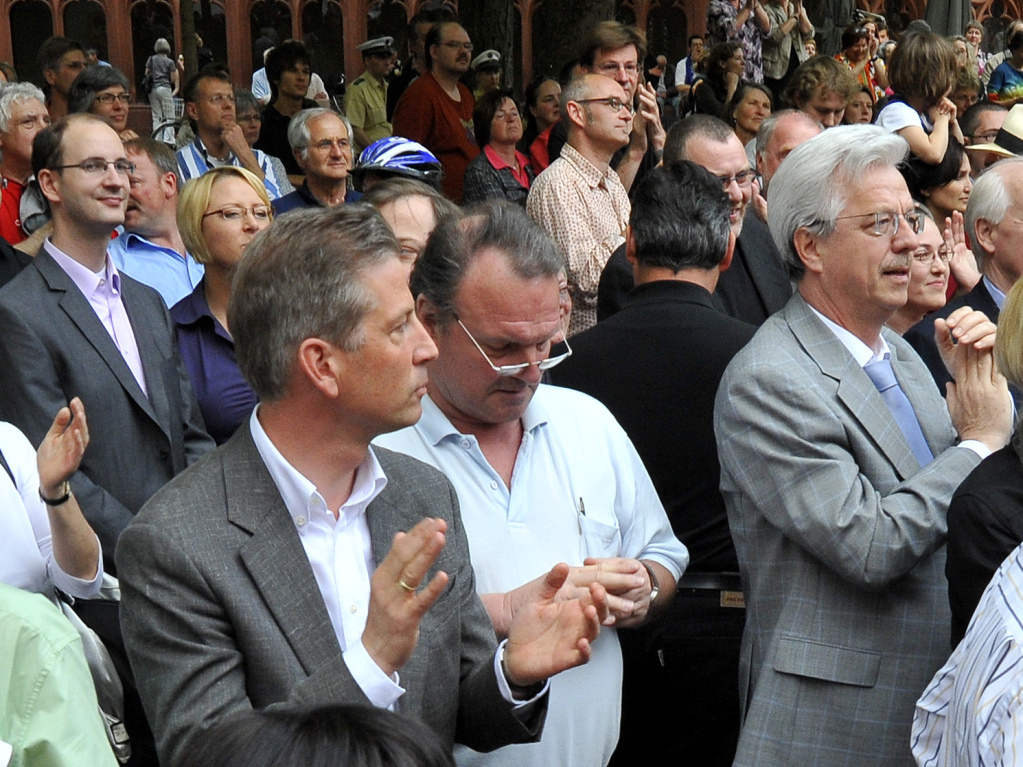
[392,21,478,203]
[0,83,51,245]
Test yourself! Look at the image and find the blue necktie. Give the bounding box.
[863,358,934,467]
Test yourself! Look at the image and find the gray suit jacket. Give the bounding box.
[0,249,213,566]
[116,425,544,767]
[714,294,980,766]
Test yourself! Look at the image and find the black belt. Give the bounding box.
[678,571,742,592]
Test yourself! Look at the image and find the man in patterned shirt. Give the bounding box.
[527,75,631,336]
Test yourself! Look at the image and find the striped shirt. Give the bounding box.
[912,541,1023,766]
[176,138,282,200]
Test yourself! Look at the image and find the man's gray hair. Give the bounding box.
[767,125,909,279]
[754,109,821,160]
[965,157,1023,260]
[287,108,352,161]
[411,201,563,319]
[559,76,590,117]
[0,82,46,134]
[229,205,399,401]
[663,114,736,165]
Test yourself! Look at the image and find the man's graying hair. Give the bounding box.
[229,205,399,401]
[411,201,563,320]
[767,124,908,280]
[288,108,353,162]
[663,114,736,165]
[0,82,46,134]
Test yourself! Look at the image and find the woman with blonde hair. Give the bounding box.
[171,167,272,443]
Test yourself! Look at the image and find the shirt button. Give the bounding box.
[296,516,306,527]
[490,481,498,490]
[462,440,471,449]
[349,604,358,613]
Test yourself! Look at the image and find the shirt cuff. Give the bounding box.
[957,440,994,460]
[344,639,405,709]
[494,639,550,708]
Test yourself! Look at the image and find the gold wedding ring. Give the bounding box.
[398,578,416,592]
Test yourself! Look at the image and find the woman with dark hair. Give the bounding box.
[900,138,973,228]
[67,65,138,140]
[725,81,772,146]
[834,24,887,102]
[523,75,561,173]
[462,89,535,206]
[693,42,744,117]
[145,38,179,144]
[185,704,456,767]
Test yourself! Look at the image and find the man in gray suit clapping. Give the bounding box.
[714,124,1013,766]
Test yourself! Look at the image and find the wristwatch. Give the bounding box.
[640,560,660,605]
[39,480,71,506]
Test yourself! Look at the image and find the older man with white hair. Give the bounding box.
[273,108,360,215]
[0,83,51,248]
[715,124,1012,766]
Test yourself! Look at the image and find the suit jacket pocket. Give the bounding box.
[772,636,880,687]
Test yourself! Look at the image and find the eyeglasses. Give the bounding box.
[202,205,273,222]
[575,97,634,115]
[455,315,572,376]
[52,158,135,176]
[913,245,952,264]
[971,129,1000,143]
[717,170,755,190]
[441,41,474,52]
[95,92,130,105]
[595,62,639,76]
[832,210,925,237]
[205,94,236,106]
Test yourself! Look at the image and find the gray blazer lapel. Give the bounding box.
[227,427,342,676]
[34,252,160,425]
[121,283,172,442]
[787,296,920,479]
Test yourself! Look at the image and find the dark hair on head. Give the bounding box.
[783,55,859,108]
[688,34,704,46]
[123,136,181,186]
[663,113,736,165]
[363,176,459,222]
[473,88,516,147]
[630,161,732,271]
[411,201,562,320]
[524,74,558,145]
[887,32,957,106]
[183,64,232,104]
[725,81,773,128]
[265,40,311,102]
[424,21,463,72]
[558,58,580,87]
[705,41,742,93]
[899,137,966,203]
[37,36,84,77]
[578,21,647,68]
[67,65,130,116]
[1009,28,1023,52]
[408,4,457,40]
[32,112,107,178]
[960,100,1007,139]
[841,25,869,51]
[183,704,456,767]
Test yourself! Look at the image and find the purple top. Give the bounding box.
[170,281,256,445]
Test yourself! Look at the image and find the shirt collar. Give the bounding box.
[808,304,891,366]
[984,275,1007,311]
[415,391,550,447]
[560,143,613,190]
[249,406,388,524]
[483,145,529,172]
[44,237,121,298]
[193,135,235,165]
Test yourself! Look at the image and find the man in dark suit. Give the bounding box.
[0,114,214,567]
[116,206,609,767]
[597,115,792,323]
[905,157,1023,397]
[554,162,755,766]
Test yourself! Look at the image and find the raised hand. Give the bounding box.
[362,517,450,676]
[503,563,606,687]
[37,397,88,499]
[944,212,980,291]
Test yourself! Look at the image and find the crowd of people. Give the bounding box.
[2,7,1023,767]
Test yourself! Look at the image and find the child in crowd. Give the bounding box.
[876,31,963,163]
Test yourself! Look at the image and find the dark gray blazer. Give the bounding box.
[0,249,214,566]
[116,425,544,767]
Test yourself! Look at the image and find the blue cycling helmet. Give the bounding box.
[353,136,444,189]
